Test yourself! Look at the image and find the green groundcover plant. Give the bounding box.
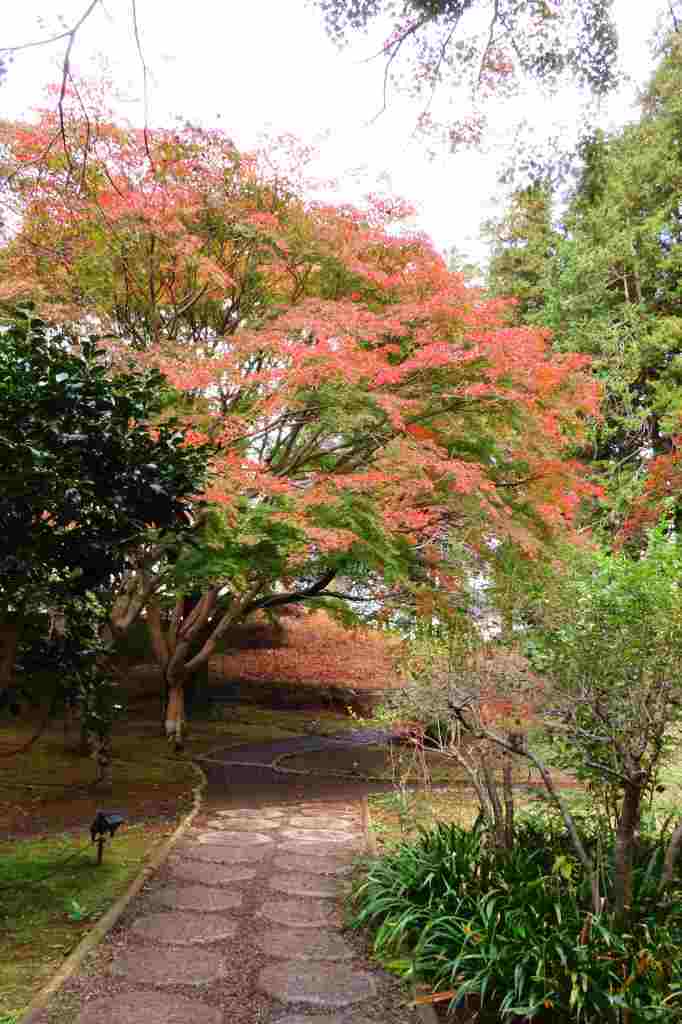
[352,812,682,1022]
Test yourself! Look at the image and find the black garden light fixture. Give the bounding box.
[90,810,126,865]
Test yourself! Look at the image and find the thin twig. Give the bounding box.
[1,0,102,54]
[131,0,156,174]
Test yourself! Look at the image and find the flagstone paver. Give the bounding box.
[65,730,418,1024]
[129,910,238,945]
[288,816,359,829]
[166,859,257,885]
[110,946,226,986]
[205,817,282,829]
[259,897,342,928]
[275,1016,376,1024]
[257,926,356,961]
[279,840,356,856]
[153,883,243,911]
[273,853,354,875]
[180,842,269,863]
[281,828,359,842]
[257,962,377,1008]
[213,807,285,818]
[76,991,224,1024]
[268,871,346,898]
[195,829,274,844]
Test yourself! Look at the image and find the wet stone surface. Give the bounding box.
[130,910,238,945]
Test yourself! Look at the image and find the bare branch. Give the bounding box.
[131,0,156,174]
[1,1,102,55]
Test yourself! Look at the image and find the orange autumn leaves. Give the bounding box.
[0,94,602,585]
[214,610,401,692]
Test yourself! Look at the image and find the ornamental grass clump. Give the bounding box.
[352,814,682,1022]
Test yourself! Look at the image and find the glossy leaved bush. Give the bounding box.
[0,309,212,699]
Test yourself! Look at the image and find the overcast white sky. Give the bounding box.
[1,1,668,262]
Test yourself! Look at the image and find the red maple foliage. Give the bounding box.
[620,435,682,544]
[0,92,602,743]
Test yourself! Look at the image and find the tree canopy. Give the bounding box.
[313,0,620,147]
[0,95,601,741]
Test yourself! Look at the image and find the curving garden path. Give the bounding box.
[36,732,419,1024]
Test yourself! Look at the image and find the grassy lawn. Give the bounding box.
[0,702,359,836]
[0,696,358,1018]
[0,825,174,1020]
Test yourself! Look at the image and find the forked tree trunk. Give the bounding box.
[142,583,263,751]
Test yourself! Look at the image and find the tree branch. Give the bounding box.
[243,570,337,615]
[2,0,102,54]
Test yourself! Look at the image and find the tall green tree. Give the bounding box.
[483,182,557,322]
[484,32,682,535]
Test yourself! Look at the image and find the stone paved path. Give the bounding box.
[63,733,418,1024]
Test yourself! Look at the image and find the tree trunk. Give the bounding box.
[0,617,20,696]
[615,782,642,926]
[502,752,515,850]
[89,729,113,789]
[659,820,682,897]
[165,675,186,751]
[185,658,210,718]
[79,715,92,755]
[480,750,506,850]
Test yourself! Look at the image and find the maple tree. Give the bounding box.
[0,93,601,747]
